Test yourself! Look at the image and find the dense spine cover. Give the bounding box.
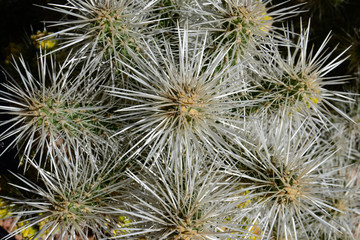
[0,0,359,239]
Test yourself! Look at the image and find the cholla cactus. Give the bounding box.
[2,144,128,240]
[114,150,249,239]
[245,22,353,128]
[0,1,359,240]
[0,52,118,168]
[312,166,360,240]
[41,0,161,82]
[229,117,347,239]
[109,27,251,164]
[198,0,301,62]
[43,0,159,56]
